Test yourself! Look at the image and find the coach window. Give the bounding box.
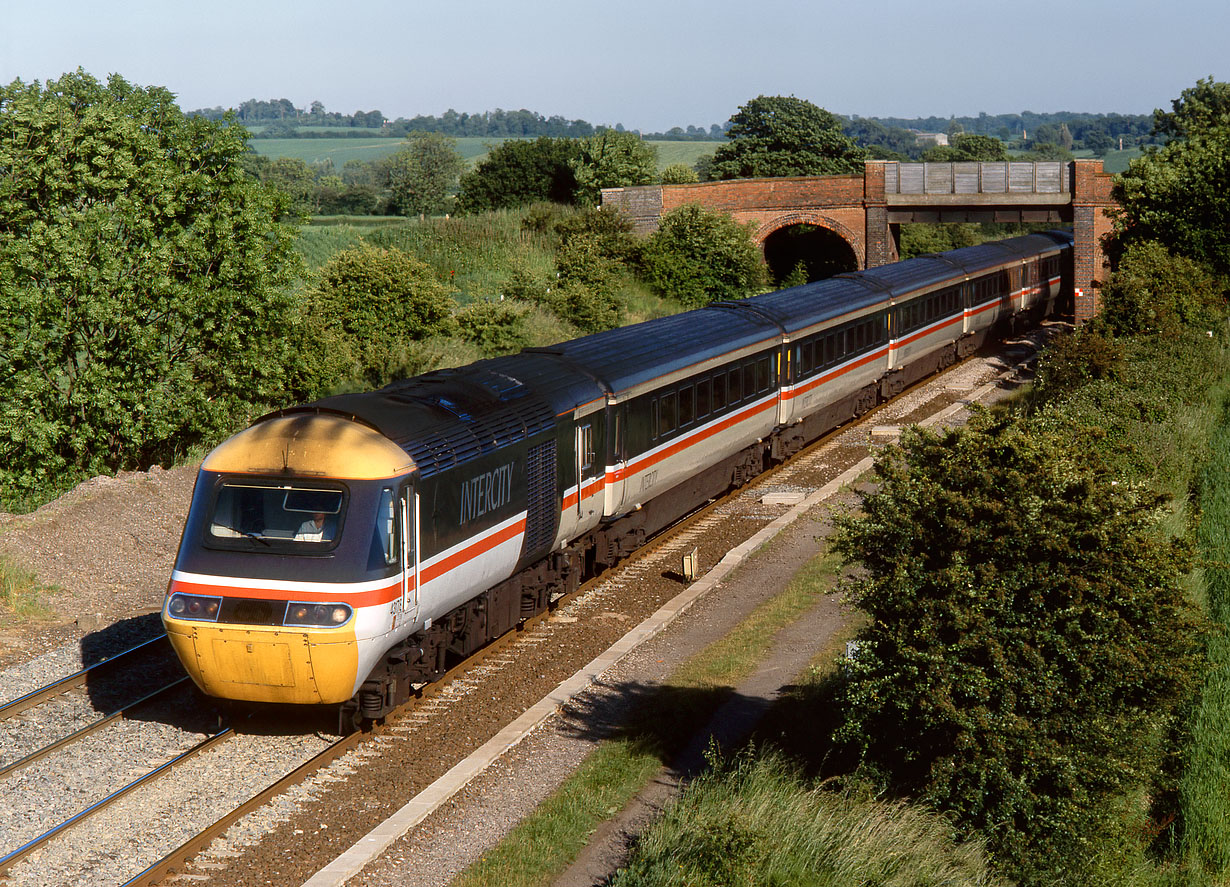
[755,357,770,392]
[679,385,694,427]
[579,423,595,471]
[695,378,711,418]
[729,366,742,403]
[712,373,727,413]
[659,391,676,437]
[743,363,756,399]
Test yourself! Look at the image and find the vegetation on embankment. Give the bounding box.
[0,555,53,621]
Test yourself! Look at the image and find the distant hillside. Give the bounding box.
[249,137,717,173]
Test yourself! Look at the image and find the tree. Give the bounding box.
[1115,78,1230,275]
[1153,76,1230,141]
[660,163,700,184]
[0,71,302,507]
[709,95,867,180]
[384,131,465,217]
[1019,142,1073,161]
[641,204,768,307]
[950,133,1008,161]
[455,136,580,213]
[263,156,316,216]
[1099,240,1224,337]
[832,414,1204,881]
[570,130,657,206]
[305,245,457,388]
[1082,126,1114,156]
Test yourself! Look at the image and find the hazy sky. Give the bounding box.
[2,0,1226,131]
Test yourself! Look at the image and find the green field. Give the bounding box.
[250,137,718,172]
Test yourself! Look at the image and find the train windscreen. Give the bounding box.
[206,482,345,548]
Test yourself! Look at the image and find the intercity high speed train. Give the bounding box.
[163,230,1072,725]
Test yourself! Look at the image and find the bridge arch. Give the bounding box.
[755,212,864,282]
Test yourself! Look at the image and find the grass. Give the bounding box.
[609,750,1005,887]
[0,555,54,621]
[450,542,850,887]
[250,136,499,169]
[293,206,674,328]
[1178,385,1230,876]
[669,551,842,690]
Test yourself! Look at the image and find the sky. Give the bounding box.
[2,0,1227,132]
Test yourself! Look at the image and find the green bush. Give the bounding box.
[554,207,642,268]
[303,244,457,390]
[640,204,768,308]
[1029,324,1124,407]
[660,162,700,184]
[454,299,540,355]
[1100,240,1225,337]
[832,413,1206,884]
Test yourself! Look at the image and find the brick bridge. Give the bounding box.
[601,159,1116,320]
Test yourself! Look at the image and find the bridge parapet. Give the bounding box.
[884,161,1071,197]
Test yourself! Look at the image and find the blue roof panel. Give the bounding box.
[736,274,890,333]
[537,306,783,395]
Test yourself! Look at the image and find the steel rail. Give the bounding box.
[0,635,171,720]
[0,727,233,876]
[0,676,192,780]
[119,730,364,887]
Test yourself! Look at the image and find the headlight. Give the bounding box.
[167,593,221,622]
[285,602,352,628]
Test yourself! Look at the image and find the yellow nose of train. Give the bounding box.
[164,613,361,704]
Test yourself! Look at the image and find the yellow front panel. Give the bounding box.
[165,621,360,705]
[211,636,297,687]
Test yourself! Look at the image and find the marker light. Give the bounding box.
[166,593,221,622]
[284,602,353,628]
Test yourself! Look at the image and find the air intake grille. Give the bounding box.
[523,439,558,554]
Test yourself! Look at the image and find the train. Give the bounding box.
[162,230,1073,726]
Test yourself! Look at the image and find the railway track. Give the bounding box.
[0,335,1044,886]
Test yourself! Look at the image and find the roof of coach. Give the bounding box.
[858,253,965,296]
[731,273,891,333]
[941,231,1073,275]
[535,305,783,396]
[275,356,602,478]
[859,231,1073,297]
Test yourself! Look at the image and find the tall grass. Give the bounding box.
[296,207,671,327]
[365,210,558,303]
[1178,389,1230,875]
[610,749,1006,887]
[0,555,53,620]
